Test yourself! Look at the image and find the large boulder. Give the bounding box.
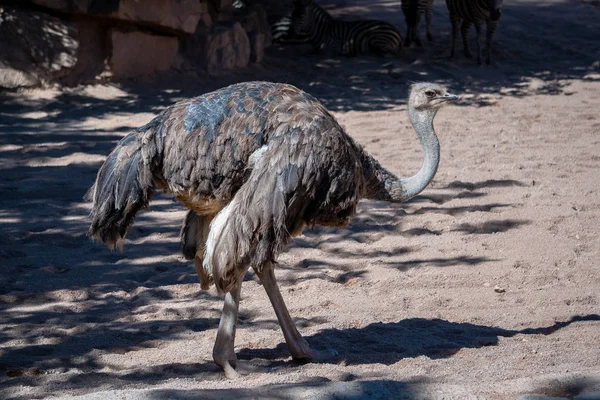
[209,0,234,12]
[29,0,118,14]
[182,21,250,74]
[247,31,265,63]
[64,18,111,84]
[0,7,78,89]
[214,5,272,64]
[31,0,207,35]
[109,29,179,78]
[114,0,206,35]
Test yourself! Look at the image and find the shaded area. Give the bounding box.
[385,255,494,271]
[0,0,599,398]
[239,314,600,366]
[526,376,600,399]
[105,378,425,400]
[0,1,597,121]
[453,219,531,234]
[7,377,427,400]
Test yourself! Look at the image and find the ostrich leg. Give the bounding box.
[213,280,243,379]
[255,262,337,362]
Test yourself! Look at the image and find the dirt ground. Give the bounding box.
[1,0,599,399]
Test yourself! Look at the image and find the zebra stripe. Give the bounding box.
[401,0,435,47]
[291,0,403,56]
[445,0,503,64]
[271,14,293,42]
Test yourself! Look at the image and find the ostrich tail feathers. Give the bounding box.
[87,132,155,249]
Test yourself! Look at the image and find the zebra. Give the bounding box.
[445,0,503,64]
[401,0,435,47]
[271,14,294,43]
[289,0,403,57]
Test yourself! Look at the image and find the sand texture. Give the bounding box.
[1,0,599,398]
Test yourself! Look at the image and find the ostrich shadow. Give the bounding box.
[237,314,600,366]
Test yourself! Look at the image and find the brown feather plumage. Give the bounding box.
[89,81,369,291]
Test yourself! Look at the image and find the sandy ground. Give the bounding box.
[1,0,600,399]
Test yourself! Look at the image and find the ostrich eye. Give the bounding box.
[425,90,436,98]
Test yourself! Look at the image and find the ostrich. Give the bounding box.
[87,81,458,378]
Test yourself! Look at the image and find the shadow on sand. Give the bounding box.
[0,0,599,398]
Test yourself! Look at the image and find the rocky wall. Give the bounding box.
[0,0,272,89]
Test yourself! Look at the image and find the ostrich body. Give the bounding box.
[87,81,458,378]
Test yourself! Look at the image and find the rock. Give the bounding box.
[215,5,271,64]
[0,7,78,89]
[30,0,97,13]
[198,7,213,31]
[248,31,265,63]
[494,285,506,293]
[0,63,39,89]
[32,0,205,35]
[182,21,250,74]
[109,29,178,78]
[63,18,110,84]
[210,0,234,12]
[114,0,206,35]
[253,5,272,47]
[219,5,272,46]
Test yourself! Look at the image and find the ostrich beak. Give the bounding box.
[441,92,459,102]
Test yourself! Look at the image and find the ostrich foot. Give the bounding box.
[218,359,241,380]
[215,357,267,379]
[213,347,241,379]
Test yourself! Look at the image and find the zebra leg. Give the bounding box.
[485,20,497,64]
[450,15,460,58]
[474,21,483,65]
[255,261,338,363]
[461,20,473,59]
[426,5,433,42]
[414,16,423,47]
[405,25,412,47]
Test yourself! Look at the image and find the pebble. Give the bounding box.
[494,285,506,293]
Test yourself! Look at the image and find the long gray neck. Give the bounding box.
[397,107,440,200]
[362,107,440,203]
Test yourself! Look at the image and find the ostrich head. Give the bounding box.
[389,82,458,203]
[409,82,459,113]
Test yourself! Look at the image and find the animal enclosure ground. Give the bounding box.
[1,0,599,399]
